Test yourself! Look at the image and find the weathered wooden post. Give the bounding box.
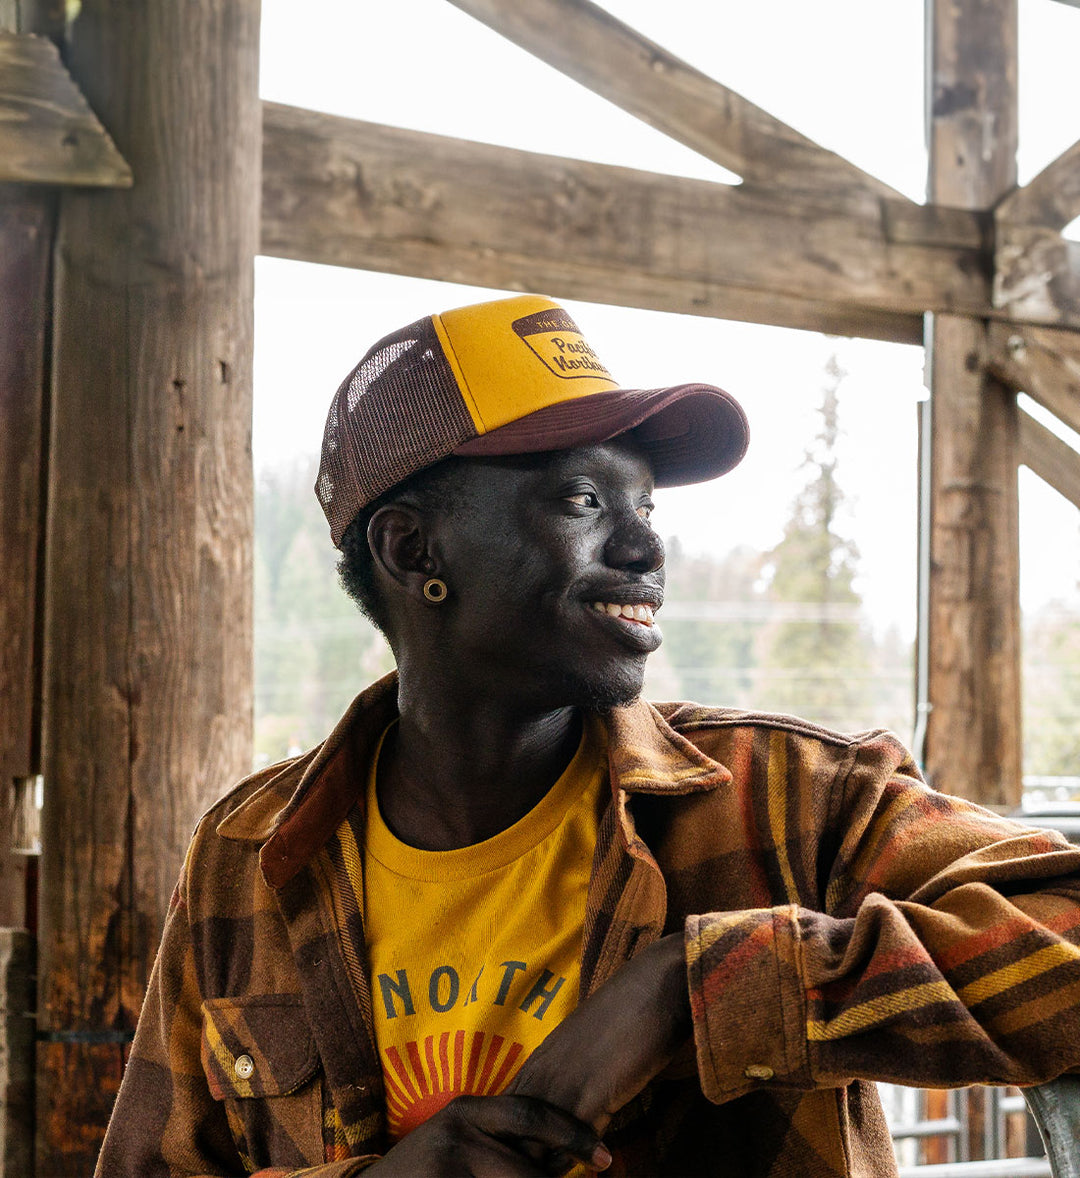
[925,0,1022,807]
[0,185,49,936]
[0,0,62,943]
[0,929,35,1177]
[36,1,261,1170]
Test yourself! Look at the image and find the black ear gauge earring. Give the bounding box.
[423,578,448,603]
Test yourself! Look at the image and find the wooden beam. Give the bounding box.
[987,322,1080,436]
[0,188,51,930]
[994,222,1080,327]
[0,32,131,186]
[36,0,260,1169]
[925,0,1021,809]
[1019,408,1080,510]
[260,103,1010,345]
[447,0,904,209]
[0,930,35,1176]
[0,0,63,937]
[929,0,1018,207]
[997,137,1080,229]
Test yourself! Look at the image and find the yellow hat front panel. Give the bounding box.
[433,296,619,436]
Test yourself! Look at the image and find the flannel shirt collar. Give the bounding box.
[217,671,731,888]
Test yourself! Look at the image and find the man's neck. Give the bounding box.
[376,669,585,852]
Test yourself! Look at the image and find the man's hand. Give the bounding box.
[506,932,692,1134]
[364,1093,612,1177]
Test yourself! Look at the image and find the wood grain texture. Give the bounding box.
[987,322,1080,436]
[36,0,260,1170]
[260,103,1012,345]
[0,187,52,930]
[447,0,903,209]
[994,222,1080,326]
[926,315,1022,806]
[928,0,1017,209]
[1019,409,1080,510]
[925,0,1021,808]
[0,929,35,1178]
[0,32,131,185]
[997,137,1080,229]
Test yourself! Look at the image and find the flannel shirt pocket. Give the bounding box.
[201,995,324,1168]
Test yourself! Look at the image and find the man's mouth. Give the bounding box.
[590,601,656,626]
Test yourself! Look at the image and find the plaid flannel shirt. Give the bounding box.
[97,672,1080,1177]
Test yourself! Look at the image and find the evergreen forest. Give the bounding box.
[254,368,1080,790]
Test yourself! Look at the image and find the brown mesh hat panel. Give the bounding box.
[316,318,478,546]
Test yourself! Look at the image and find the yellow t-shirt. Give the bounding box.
[362,716,606,1142]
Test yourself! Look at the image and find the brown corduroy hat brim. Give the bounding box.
[453,382,749,487]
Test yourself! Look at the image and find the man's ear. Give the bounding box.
[367,504,435,599]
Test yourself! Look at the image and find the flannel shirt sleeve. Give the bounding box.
[685,730,1080,1104]
[95,848,382,1177]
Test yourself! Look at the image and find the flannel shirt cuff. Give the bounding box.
[685,906,811,1103]
[257,1159,382,1176]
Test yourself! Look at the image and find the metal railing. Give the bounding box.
[883,1084,1052,1176]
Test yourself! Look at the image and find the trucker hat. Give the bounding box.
[316,294,750,547]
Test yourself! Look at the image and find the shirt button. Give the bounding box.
[234,1054,255,1080]
[744,1064,774,1080]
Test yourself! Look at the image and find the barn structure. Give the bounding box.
[1,0,1079,1173]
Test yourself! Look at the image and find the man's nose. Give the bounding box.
[604,510,665,573]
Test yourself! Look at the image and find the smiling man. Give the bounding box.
[99,296,1080,1177]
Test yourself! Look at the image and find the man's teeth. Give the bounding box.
[591,601,654,625]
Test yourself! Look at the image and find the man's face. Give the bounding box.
[429,437,665,712]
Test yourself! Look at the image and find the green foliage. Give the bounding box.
[652,355,913,737]
[254,460,393,767]
[251,358,1080,784]
[1024,603,1080,779]
[253,359,917,766]
[648,540,766,707]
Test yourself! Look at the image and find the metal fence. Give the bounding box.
[882,1083,1050,1176]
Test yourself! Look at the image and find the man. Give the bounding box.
[98,295,1080,1177]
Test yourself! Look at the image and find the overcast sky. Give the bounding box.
[254,1,1080,636]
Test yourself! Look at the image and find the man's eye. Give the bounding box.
[566,492,599,508]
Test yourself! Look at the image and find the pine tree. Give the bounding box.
[653,540,766,706]
[1024,602,1080,780]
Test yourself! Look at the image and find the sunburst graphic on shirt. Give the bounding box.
[383,1030,526,1139]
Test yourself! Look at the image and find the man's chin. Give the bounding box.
[556,665,645,713]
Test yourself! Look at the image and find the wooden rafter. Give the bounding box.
[260,102,1004,345]
[998,138,1080,229]
[0,32,131,187]
[994,224,1080,327]
[987,322,1080,436]
[1019,409,1080,511]
[993,134,1080,330]
[446,0,905,209]
[992,134,1080,329]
